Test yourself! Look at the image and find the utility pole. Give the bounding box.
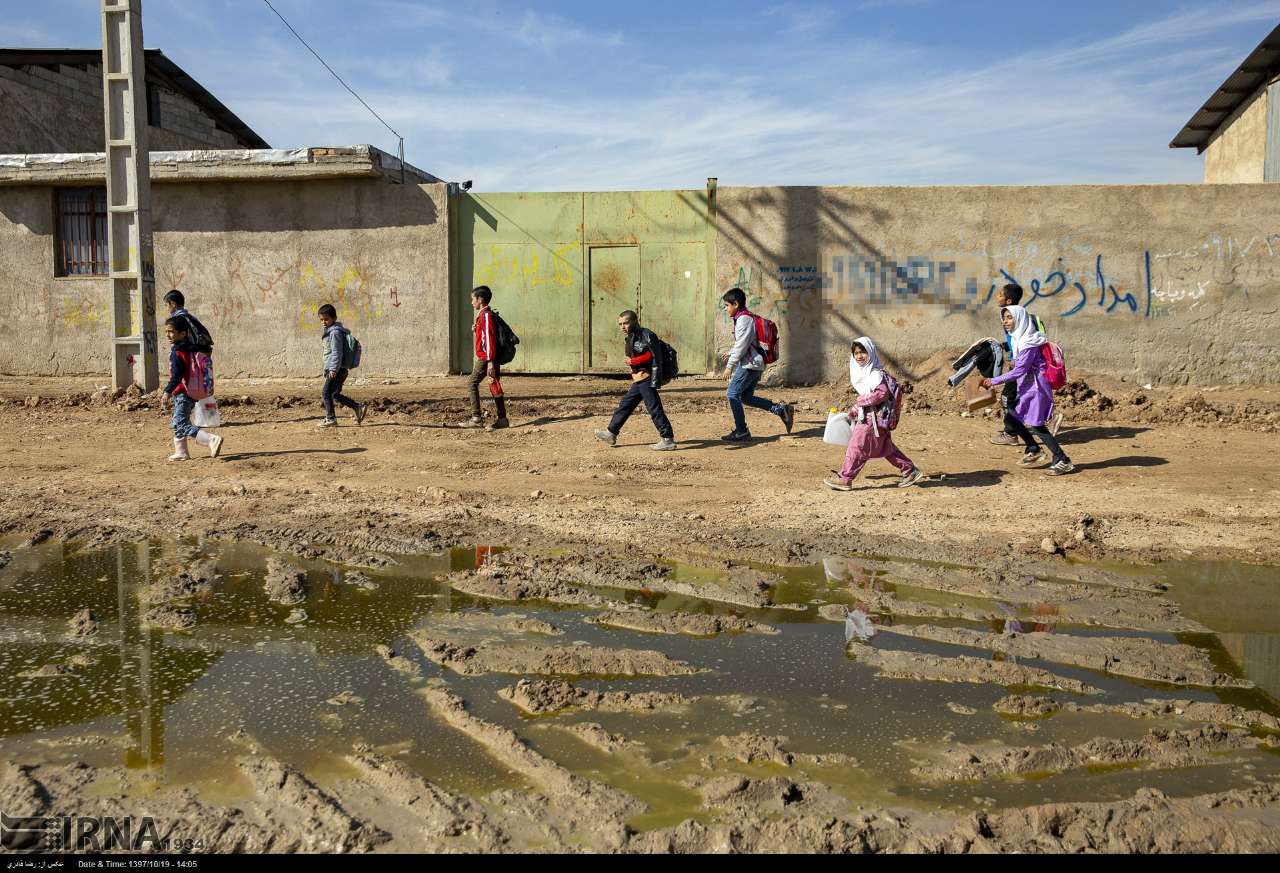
[101,0,158,391]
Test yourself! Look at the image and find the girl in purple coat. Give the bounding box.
[824,337,924,491]
[982,305,1074,475]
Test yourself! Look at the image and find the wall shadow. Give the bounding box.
[151,178,441,233]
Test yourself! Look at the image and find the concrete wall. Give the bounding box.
[1204,83,1269,184]
[0,178,449,377]
[0,61,241,154]
[716,184,1280,387]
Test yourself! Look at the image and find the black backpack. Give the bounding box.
[182,313,214,353]
[491,310,520,365]
[645,330,679,387]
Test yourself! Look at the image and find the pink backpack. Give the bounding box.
[184,351,214,400]
[1041,342,1067,391]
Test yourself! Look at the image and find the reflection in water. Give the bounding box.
[0,540,1276,819]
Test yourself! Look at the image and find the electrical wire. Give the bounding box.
[260,0,402,141]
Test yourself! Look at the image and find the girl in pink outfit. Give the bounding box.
[824,337,924,491]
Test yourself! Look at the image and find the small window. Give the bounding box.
[146,82,161,127]
[55,187,109,277]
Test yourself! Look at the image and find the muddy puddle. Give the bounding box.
[1,538,1278,850]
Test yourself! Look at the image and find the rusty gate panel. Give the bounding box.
[588,246,640,370]
[472,241,583,372]
[639,242,708,369]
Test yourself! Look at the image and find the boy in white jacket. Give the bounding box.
[720,288,793,442]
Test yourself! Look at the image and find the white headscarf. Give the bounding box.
[1005,305,1047,356]
[849,336,884,395]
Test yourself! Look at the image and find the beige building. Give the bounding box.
[0,48,268,153]
[1171,23,1280,183]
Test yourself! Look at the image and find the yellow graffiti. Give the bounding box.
[476,241,579,290]
[294,262,387,332]
[62,297,109,329]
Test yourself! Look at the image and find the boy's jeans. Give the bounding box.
[726,365,780,434]
[469,358,507,419]
[323,368,359,420]
[171,393,200,439]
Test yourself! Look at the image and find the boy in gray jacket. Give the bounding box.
[318,304,367,428]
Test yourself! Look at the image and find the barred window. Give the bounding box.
[55,187,109,277]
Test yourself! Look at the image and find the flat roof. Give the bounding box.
[0,47,270,149]
[0,145,441,186]
[1170,22,1280,153]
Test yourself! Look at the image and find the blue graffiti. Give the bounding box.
[994,254,1151,319]
[756,252,1157,319]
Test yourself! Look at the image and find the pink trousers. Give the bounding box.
[839,423,914,482]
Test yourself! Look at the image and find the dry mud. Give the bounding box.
[497,679,692,715]
[911,726,1262,783]
[408,630,703,678]
[995,695,1280,732]
[878,625,1248,687]
[845,641,1103,694]
[585,610,778,637]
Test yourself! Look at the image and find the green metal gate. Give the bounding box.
[450,189,715,374]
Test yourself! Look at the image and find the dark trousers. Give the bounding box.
[469,359,507,419]
[608,380,673,439]
[1004,410,1069,464]
[1001,381,1019,434]
[323,368,359,420]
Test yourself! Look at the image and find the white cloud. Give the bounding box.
[764,3,839,34]
[122,1,1280,189]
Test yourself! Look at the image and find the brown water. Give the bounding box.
[0,538,1277,828]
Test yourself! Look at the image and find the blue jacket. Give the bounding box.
[323,322,348,372]
[164,340,197,396]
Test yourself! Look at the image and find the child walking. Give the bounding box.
[981,305,1074,475]
[318,304,367,428]
[823,337,923,491]
[162,316,223,460]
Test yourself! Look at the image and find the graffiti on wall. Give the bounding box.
[738,231,1280,325]
[61,294,109,329]
[294,262,387,332]
[475,241,580,290]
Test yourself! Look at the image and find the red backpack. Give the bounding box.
[752,315,780,365]
[1040,341,1067,391]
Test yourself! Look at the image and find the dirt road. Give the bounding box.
[1,373,1276,566]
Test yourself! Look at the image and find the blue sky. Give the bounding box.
[4,1,1279,190]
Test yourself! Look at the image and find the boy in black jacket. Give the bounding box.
[594,310,676,451]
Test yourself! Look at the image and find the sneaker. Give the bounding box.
[898,467,924,488]
[722,430,751,443]
[1050,413,1064,436]
[486,417,510,431]
[1045,460,1075,476]
[823,477,853,492]
[1017,449,1045,467]
[990,432,1021,446]
[594,429,617,447]
[207,433,224,459]
[650,438,677,451]
[355,403,368,425]
[317,418,338,428]
[456,416,483,429]
[778,403,795,434]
